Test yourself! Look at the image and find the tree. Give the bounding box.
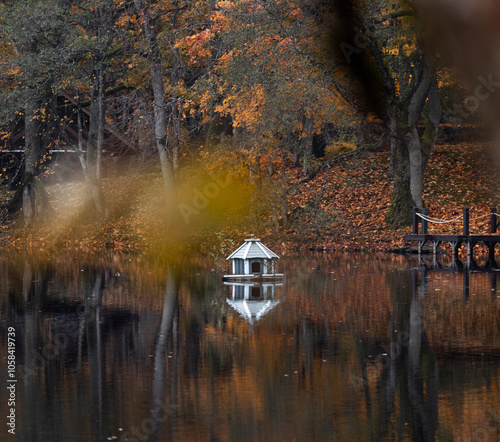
[133,0,173,189]
[0,0,71,223]
[329,0,442,225]
[180,0,359,231]
[65,0,129,217]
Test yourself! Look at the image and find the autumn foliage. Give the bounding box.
[0,1,499,259]
[0,126,498,258]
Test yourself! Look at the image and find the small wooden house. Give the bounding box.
[224,234,283,280]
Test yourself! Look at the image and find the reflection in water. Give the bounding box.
[84,269,105,438]
[368,269,439,442]
[22,260,45,442]
[418,255,500,302]
[0,254,499,441]
[149,266,178,442]
[225,282,281,325]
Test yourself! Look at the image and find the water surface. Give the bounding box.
[0,253,499,441]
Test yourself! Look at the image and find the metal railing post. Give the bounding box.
[421,208,428,234]
[463,207,469,236]
[413,207,419,234]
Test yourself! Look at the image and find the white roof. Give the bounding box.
[226,299,279,325]
[226,235,280,260]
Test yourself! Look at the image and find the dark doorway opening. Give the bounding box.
[251,287,261,298]
[251,262,261,273]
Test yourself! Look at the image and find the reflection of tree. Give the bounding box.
[370,270,439,442]
[8,255,499,441]
[84,270,106,438]
[22,260,47,442]
[149,266,178,442]
[14,261,140,441]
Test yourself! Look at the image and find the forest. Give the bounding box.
[0,0,497,254]
[2,4,500,440]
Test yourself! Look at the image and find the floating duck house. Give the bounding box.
[224,235,283,280]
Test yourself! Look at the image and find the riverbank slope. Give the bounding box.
[1,131,498,257]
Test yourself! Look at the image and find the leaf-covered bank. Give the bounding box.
[1,133,498,258]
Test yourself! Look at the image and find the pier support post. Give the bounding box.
[489,242,496,262]
[466,241,475,258]
[431,240,440,256]
[449,241,459,261]
[418,240,425,255]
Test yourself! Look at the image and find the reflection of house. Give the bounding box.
[224,234,283,280]
[225,282,281,325]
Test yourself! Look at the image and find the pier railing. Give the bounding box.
[406,207,500,258]
[412,207,499,235]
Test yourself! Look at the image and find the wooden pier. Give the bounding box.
[404,207,500,259]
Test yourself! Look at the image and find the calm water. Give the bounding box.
[0,253,499,441]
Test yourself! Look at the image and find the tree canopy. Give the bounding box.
[0,0,478,236]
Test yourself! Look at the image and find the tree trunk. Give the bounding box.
[248,157,261,223]
[293,146,300,167]
[171,101,180,177]
[16,91,51,224]
[421,81,441,171]
[96,66,105,181]
[86,83,106,216]
[386,133,414,226]
[388,113,397,178]
[77,104,106,217]
[170,3,181,178]
[387,63,441,225]
[406,126,424,210]
[24,97,42,180]
[134,0,175,200]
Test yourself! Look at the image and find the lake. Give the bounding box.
[0,253,499,441]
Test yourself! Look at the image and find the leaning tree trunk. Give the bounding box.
[388,111,397,178]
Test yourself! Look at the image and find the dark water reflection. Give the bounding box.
[0,253,499,441]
